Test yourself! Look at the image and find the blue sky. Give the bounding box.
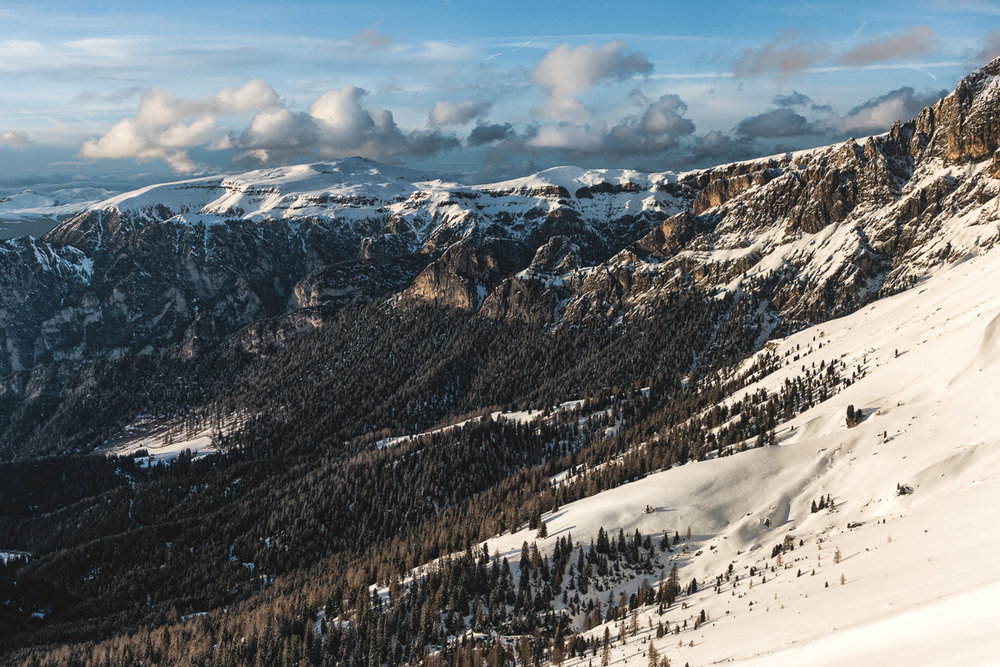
[0,0,998,185]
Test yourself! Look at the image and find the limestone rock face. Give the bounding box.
[924,58,1000,163]
[399,238,531,311]
[635,213,700,257]
[526,235,578,274]
[692,165,779,215]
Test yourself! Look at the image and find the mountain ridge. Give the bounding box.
[0,58,997,391]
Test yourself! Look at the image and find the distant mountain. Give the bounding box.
[0,184,113,239]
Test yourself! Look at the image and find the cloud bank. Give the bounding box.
[80,80,460,172]
[79,80,279,172]
[233,85,459,164]
[72,31,952,181]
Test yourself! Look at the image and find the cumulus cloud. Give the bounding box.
[604,93,696,156]
[215,79,281,111]
[529,121,608,152]
[80,80,462,172]
[687,130,754,164]
[837,86,946,135]
[733,30,830,77]
[0,130,30,147]
[735,107,822,138]
[467,122,513,146]
[840,26,936,66]
[232,84,459,165]
[429,100,491,126]
[79,80,280,172]
[524,93,695,157]
[531,41,652,119]
[772,91,813,107]
[232,107,318,164]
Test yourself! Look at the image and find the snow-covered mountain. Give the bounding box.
[380,244,1000,665]
[4,58,1000,667]
[0,59,992,380]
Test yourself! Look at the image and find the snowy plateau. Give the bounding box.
[0,183,112,239]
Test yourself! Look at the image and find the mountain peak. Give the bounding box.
[912,56,1000,165]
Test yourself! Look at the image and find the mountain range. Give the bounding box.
[2,58,1000,666]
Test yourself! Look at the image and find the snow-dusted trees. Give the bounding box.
[846,404,863,427]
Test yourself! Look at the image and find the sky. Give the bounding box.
[0,0,999,187]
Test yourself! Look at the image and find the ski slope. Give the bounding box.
[450,246,1000,665]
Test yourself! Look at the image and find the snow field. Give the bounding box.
[400,246,1000,665]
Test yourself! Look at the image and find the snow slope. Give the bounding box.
[422,246,1000,665]
[103,414,247,466]
[92,158,439,225]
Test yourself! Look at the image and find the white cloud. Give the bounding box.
[529,121,608,152]
[79,77,462,173]
[215,79,280,112]
[525,93,696,157]
[531,41,652,119]
[310,86,377,141]
[231,85,459,165]
[429,100,491,126]
[837,86,945,135]
[79,80,281,172]
[0,130,30,147]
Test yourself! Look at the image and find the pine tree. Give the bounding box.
[551,639,564,665]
